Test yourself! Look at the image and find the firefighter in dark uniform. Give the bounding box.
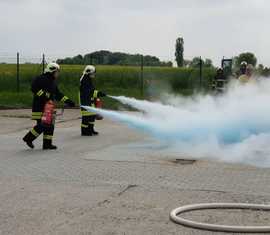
[212,68,227,94]
[23,63,75,150]
[239,61,248,76]
[79,65,106,136]
[238,64,255,84]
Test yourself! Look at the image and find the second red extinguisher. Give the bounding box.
[95,98,103,120]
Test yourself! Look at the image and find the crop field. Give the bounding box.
[0,64,215,109]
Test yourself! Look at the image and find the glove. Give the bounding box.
[98,91,107,97]
[66,99,75,107]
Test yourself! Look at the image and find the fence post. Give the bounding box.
[16,52,20,92]
[42,53,45,73]
[140,55,144,97]
[199,56,202,89]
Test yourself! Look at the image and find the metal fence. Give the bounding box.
[0,52,212,97]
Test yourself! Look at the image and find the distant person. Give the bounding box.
[212,68,227,93]
[23,63,75,150]
[246,64,254,78]
[238,64,255,84]
[239,61,248,75]
[79,65,106,136]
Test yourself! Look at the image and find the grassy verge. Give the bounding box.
[0,91,32,109]
[0,64,215,109]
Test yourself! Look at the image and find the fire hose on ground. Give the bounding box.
[170,203,270,233]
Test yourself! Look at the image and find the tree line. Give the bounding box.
[56,38,270,77]
[56,50,172,67]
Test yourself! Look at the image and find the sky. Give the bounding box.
[1,0,269,66]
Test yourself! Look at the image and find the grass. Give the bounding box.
[0,91,32,108]
[0,64,215,109]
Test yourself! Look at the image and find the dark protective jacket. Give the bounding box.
[212,72,227,93]
[31,73,70,120]
[79,74,101,116]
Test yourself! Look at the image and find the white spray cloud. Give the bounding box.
[82,79,270,167]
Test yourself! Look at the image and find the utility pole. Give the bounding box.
[199,56,202,89]
[16,52,20,92]
[140,55,144,97]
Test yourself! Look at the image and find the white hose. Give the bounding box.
[170,203,270,233]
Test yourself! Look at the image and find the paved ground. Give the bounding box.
[0,109,270,235]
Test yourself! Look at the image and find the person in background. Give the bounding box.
[246,64,254,78]
[79,65,106,136]
[23,63,75,150]
[238,64,255,84]
[239,61,248,75]
[212,68,227,94]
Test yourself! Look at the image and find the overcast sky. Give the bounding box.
[1,0,269,66]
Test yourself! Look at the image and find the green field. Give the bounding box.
[0,64,215,109]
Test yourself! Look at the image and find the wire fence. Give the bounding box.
[0,52,217,100]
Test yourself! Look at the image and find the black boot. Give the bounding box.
[90,124,99,136]
[43,139,57,150]
[81,126,92,136]
[23,132,36,149]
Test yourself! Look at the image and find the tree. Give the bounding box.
[72,54,83,64]
[257,64,270,77]
[57,51,172,67]
[234,52,257,68]
[175,37,184,67]
[187,57,214,68]
[257,64,264,74]
[262,67,270,77]
[189,57,203,68]
[204,58,213,68]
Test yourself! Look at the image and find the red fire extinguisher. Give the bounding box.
[95,98,103,120]
[41,100,56,126]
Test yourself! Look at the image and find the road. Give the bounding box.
[0,109,270,235]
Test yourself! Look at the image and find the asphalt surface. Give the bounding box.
[0,109,270,235]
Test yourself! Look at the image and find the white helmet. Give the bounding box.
[240,61,248,66]
[83,65,96,75]
[44,62,60,73]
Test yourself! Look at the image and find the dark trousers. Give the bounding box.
[81,115,95,134]
[24,119,55,144]
[81,115,95,127]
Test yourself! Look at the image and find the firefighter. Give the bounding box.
[22,62,75,150]
[239,61,248,75]
[238,64,255,84]
[212,68,227,94]
[246,64,254,78]
[79,65,106,136]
